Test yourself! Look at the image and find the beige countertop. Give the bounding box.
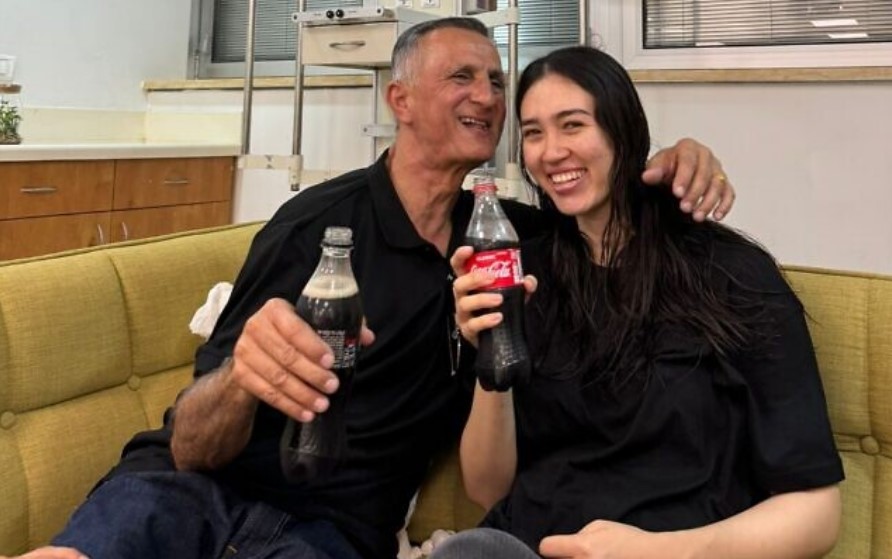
[0,142,241,162]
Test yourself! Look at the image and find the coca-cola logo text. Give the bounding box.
[469,260,513,279]
[465,249,523,289]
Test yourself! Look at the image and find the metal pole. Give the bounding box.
[370,69,379,164]
[506,0,519,174]
[290,0,306,191]
[240,0,258,155]
[579,0,590,45]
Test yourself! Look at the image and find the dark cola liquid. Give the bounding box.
[467,238,531,392]
[280,285,362,482]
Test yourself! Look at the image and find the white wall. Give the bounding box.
[230,87,375,222]
[0,0,190,110]
[591,0,892,275]
[639,81,892,275]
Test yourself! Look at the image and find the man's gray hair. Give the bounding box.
[391,17,491,83]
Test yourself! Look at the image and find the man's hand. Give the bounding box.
[539,520,673,559]
[0,547,89,559]
[171,298,375,471]
[643,137,735,222]
[230,298,375,423]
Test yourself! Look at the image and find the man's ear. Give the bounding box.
[387,80,412,125]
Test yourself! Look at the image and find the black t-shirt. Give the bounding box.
[113,153,544,558]
[482,234,844,550]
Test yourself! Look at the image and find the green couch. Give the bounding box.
[0,222,889,557]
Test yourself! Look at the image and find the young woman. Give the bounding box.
[435,46,843,559]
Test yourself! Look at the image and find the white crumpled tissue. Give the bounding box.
[189,282,233,340]
[398,529,455,559]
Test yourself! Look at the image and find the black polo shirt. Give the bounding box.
[184,153,543,558]
[482,235,844,550]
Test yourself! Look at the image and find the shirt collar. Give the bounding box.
[368,150,474,252]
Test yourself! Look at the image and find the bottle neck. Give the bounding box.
[322,245,351,258]
[473,184,497,194]
[316,245,355,277]
[472,189,507,217]
[466,186,520,244]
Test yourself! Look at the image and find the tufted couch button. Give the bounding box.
[0,411,15,429]
[860,435,880,455]
[127,376,142,391]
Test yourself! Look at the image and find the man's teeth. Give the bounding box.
[460,117,488,129]
[551,171,583,184]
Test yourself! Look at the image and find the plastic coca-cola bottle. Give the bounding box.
[464,175,531,392]
[280,226,363,482]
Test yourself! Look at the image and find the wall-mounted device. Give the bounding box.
[0,55,15,84]
[292,6,389,25]
[463,0,496,14]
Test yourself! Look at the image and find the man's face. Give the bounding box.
[400,28,506,168]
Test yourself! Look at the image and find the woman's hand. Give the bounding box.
[539,520,666,559]
[539,485,841,559]
[450,246,537,348]
[0,547,90,559]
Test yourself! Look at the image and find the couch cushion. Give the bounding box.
[0,253,131,413]
[785,267,892,559]
[107,224,261,379]
[407,446,484,544]
[0,433,27,555]
[17,386,147,547]
[136,364,194,429]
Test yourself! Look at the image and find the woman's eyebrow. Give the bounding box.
[521,108,591,127]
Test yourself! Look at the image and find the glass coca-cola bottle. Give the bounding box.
[280,226,363,481]
[464,175,531,391]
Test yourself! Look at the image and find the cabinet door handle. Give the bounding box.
[329,40,366,50]
[163,178,190,186]
[96,224,106,245]
[120,221,130,241]
[20,186,58,194]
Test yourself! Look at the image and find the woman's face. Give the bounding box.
[520,73,615,232]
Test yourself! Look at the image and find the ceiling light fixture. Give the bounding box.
[827,32,869,39]
[811,18,859,27]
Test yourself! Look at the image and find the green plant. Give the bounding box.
[0,99,22,144]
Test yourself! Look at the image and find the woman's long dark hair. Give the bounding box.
[518,46,767,388]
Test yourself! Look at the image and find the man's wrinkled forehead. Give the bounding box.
[420,28,504,73]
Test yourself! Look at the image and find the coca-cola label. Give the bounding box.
[465,248,523,289]
[317,329,358,368]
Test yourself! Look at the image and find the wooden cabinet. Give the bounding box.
[0,157,234,260]
[109,202,232,243]
[0,212,110,260]
[113,158,233,210]
[0,161,115,219]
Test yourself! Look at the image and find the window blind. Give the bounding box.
[213,0,363,63]
[211,0,580,63]
[644,0,892,48]
[493,0,579,47]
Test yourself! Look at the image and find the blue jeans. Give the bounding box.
[428,528,540,559]
[51,471,363,559]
